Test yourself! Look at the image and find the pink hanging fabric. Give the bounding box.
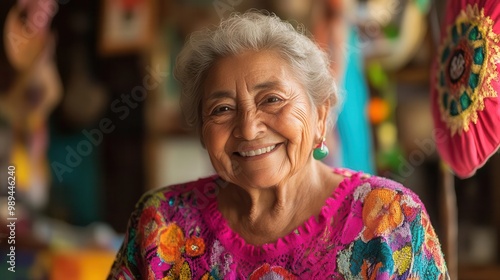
[431,0,500,178]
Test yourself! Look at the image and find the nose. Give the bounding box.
[232,109,265,140]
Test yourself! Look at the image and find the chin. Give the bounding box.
[232,172,284,189]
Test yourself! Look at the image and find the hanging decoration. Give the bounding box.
[431,0,500,178]
[99,0,156,56]
[1,0,62,208]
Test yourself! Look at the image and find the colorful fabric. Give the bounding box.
[431,1,500,178]
[337,27,375,174]
[108,169,448,279]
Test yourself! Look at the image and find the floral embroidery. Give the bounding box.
[139,206,166,250]
[155,222,208,279]
[201,272,217,280]
[336,181,448,279]
[185,236,206,257]
[361,188,404,241]
[157,222,208,263]
[108,174,448,279]
[249,263,297,280]
[421,212,446,271]
[207,240,230,279]
[435,4,500,135]
[360,260,383,280]
[393,245,412,275]
[158,223,186,263]
[163,260,192,280]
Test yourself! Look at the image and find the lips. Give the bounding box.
[238,144,277,157]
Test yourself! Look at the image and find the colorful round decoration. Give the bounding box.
[367,97,390,125]
[431,0,500,178]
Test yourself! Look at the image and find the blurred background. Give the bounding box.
[0,0,499,279]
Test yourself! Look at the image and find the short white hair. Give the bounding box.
[174,10,340,132]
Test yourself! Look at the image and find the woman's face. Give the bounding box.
[201,50,329,189]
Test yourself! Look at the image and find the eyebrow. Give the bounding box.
[205,80,285,102]
[253,80,283,91]
[204,90,233,102]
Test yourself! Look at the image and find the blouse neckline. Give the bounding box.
[200,168,366,261]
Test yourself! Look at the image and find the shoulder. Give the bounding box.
[333,169,448,278]
[108,175,220,279]
[335,169,428,241]
[134,175,221,213]
[353,173,426,239]
[125,175,221,233]
[334,168,425,213]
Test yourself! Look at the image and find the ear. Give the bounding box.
[315,99,331,142]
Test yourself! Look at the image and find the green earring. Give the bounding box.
[313,137,329,160]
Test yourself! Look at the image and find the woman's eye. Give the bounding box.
[211,106,231,115]
[266,96,281,103]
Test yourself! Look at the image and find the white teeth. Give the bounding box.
[239,145,276,157]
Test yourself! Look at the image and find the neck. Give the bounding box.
[218,160,339,245]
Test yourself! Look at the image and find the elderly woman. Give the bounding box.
[108,12,448,279]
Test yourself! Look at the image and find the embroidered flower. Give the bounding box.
[337,243,355,278]
[201,271,217,280]
[362,188,404,241]
[360,260,383,280]
[393,245,412,276]
[139,206,166,250]
[164,260,192,280]
[421,213,446,271]
[400,195,420,223]
[185,236,206,257]
[158,223,185,263]
[249,263,297,280]
[340,184,372,245]
[179,260,192,279]
[354,183,372,201]
[156,222,209,279]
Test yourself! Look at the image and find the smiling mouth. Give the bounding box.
[238,144,277,157]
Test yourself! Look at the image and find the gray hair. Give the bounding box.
[174,11,340,133]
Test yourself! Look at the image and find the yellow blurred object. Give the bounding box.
[50,250,116,280]
[377,122,397,152]
[11,141,30,191]
[368,97,390,124]
[10,126,51,208]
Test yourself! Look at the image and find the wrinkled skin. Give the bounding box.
[201,50,340,245]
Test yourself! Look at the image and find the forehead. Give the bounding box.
[203,50,303,95]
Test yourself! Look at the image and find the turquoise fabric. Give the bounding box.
[47,117,103,226]
[337,28,375,174]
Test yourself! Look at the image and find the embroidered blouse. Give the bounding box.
[108,169,449,279]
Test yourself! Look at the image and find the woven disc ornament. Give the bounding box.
[431,1,500,178]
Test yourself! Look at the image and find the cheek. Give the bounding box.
[201,122,234,169]
[202,123,226,152]
[280,103,315,145]
[280,104,318,168]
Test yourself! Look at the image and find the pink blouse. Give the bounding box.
[108,169,449,279]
